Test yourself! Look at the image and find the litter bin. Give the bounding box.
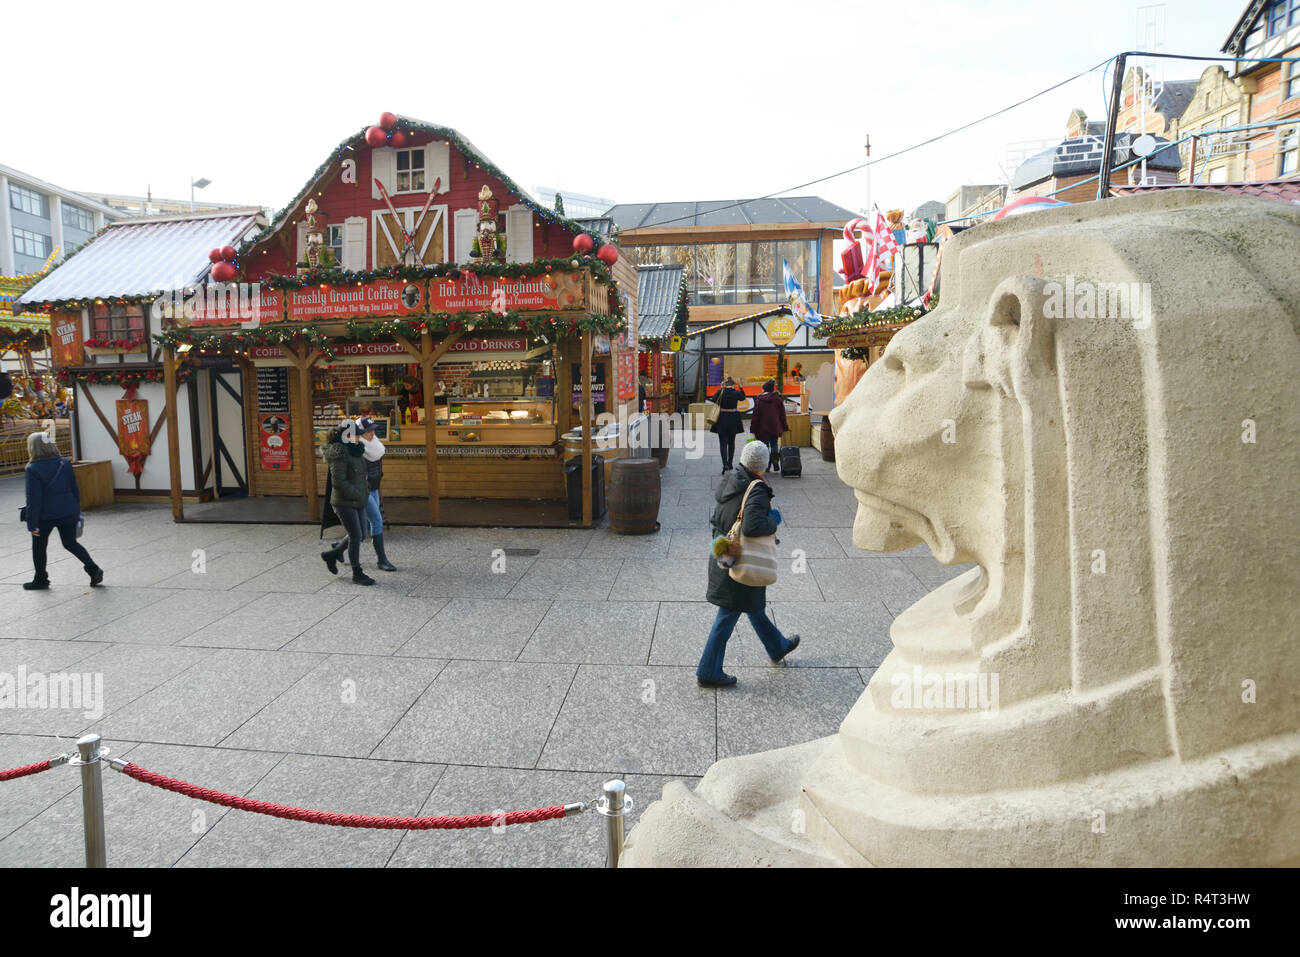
[564,454,606,521]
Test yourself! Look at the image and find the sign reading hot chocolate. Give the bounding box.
[428,274,586,312]
[288,280,425,321]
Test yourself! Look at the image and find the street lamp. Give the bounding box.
[864,134,872,217]
[191,177,212,212]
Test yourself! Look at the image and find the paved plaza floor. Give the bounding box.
[0,433,965,867]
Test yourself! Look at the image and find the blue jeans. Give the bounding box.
[697,606,792,681]
[363,489,382,538]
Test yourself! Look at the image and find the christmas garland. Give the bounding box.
[56,366,194,387]
[152,309,627,360]
[84,336,147,350]
[152,325,337,359]
[811,302,933,339]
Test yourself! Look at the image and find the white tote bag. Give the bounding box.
[726,481,779,586]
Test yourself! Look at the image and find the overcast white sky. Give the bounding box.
[3,0,1243,220]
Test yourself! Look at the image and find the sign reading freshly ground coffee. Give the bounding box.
[288,280,424,321]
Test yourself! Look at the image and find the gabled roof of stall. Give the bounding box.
[17,210,263,307]
[605,196,859,231]
[242,114,611,258]
[636,264,686,340]
[685,305,817,338]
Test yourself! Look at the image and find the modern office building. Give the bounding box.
[0,164,124,276]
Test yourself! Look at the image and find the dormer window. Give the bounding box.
[396,149,425,192]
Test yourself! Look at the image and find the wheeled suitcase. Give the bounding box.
[779,445,802,477]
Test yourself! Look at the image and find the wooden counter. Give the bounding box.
[73,460,115,509]
[781,413,811,447]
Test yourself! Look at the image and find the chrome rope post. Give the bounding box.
[74,733,107,868]
[597,779,631,868]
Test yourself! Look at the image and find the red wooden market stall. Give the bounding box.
[17,113,639,528]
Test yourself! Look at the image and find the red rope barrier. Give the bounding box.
[120,763,570,829]
[0,759,54,782]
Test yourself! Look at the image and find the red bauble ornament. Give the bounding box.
[366,126,387,147]
[208,248,223,263]
[211,262,237,283]
[220,245,237,262]
[389,130,407,148]
[596,245,619,266]
[379,112,398,130]
[573,233,594,255]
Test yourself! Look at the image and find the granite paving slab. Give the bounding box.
[8,587,172,642]
[179,592,353,651]
[539,665,716,777]
[518,600,659,665]
[717,667,867,760]
[281,595,445,656]
[396,598,546,661]
[371,660,576,768]
[75,590,258,645]
[96,648,322,746]
[221,654,447,757]
[506,558,621,600]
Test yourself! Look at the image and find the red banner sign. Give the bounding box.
[259,413,291,470]
[427,274,586,312]
[618,351,636,401]
[288,280,425,322]
[116,399,150,476]
[184,287,284,327]
[50,312,83,367]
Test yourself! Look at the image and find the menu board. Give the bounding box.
[257,367,290,412]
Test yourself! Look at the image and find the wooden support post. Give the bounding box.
[653,343,662,413]
[422,331,439,525]
[162,346,184,522]
[581,331,593,527]
[286,345,320,522]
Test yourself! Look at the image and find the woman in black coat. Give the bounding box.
[698,439,800,687]
[318,421,374,585]
[709,376,747,474]
[23,427,102,590]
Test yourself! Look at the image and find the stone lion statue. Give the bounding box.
[623,190,1300,867]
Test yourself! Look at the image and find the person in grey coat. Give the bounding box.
[698,439,799,686]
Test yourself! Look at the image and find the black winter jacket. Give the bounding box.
[25,457,80,531]
[323,440,368,509]
[705,466,778,613]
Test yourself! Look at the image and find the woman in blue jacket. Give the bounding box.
[24,429,102,590]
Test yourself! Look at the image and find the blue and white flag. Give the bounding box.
[782,259,822,327]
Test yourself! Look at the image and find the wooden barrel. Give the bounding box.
[608,457,661,534]
[820,417,836,462]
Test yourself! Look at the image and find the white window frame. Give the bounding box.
[371,205,448,265]
[394,148,426,194]
[62,204,94,231]
[12,226,50,258]
[1279,126,1299,176]
[327,224,344,262]
[10,185,47,218]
